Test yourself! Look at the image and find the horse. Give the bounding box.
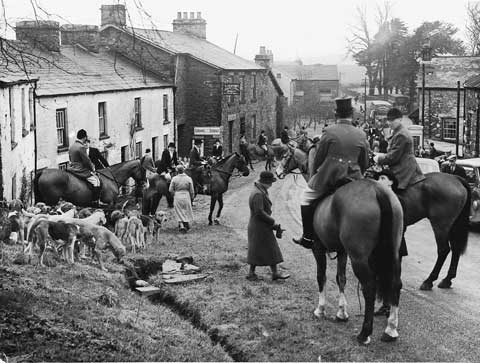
[206,152,250,225]
[34,160,145,207]
[142,174,174,216]
[246,141,289,171]
[276,147,404,345]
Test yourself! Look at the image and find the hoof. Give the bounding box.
[335,316,349,323]
[313,308,326,319]
[419,281,433,291]
[208,221,213,226]
[214,219,220,225]
[356,334,371,345]
[381,332,398,342]
[438,279,452,289]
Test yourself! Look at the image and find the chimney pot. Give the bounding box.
[183,12,188,19]
[173,11,207,39]
[197,12,201,19]
[100,4,126,27]
[177,12,182,19]
[259,46,266,55]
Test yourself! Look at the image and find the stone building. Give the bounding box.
[4,20,174,172]
[0,76,37,203]
[99,5,285,156]
[418,56,480,156]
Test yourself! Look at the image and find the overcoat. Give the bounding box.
[212,144,223,158]
[189,146,202,167]
[378,124,425,190]
[68,140,95,179]
[157,149,178,173]
[308,119,370,197]
[247,182,283,266]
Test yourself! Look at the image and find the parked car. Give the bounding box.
[453,158,480,224]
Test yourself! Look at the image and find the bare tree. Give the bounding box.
[466,1,480,56]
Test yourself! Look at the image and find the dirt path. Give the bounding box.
[221,169,480,361]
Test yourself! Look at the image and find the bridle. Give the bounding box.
[96,162,145,188]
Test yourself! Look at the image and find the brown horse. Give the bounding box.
[34,160,145,207]
[276,147,403,345]
[246,139,289,170]
[206,153,250,225]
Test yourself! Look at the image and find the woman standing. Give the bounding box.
[246,171,290,281]
[169,165,195,232]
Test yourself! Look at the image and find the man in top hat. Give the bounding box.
[85,139,109,170]
[189,139,207,193]
[212,139,223,159]
[441,154,467,179]
[157,142,179,181]
[293,97,370,249]
[374,108,425,191]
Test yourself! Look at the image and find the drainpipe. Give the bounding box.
[173,55,179,149]
[0,90,3,200]
[33,81,38,203]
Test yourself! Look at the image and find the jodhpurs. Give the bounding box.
[87,174,100,187]
[300,186,323,206]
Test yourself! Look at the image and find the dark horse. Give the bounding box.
[276,147,403,345]
[35,160,145,207]
[142,174,174,215]
[206,153,250,225]
[246,139,289,171]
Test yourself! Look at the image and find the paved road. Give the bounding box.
[225,171,480,361]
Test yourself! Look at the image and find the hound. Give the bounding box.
[126,213,145,253]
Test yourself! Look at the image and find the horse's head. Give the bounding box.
[275,147,306,179]
[234,153,250,176]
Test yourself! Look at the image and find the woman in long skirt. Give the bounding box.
[169,164,195,232]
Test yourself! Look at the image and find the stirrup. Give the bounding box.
[292,236,314,249]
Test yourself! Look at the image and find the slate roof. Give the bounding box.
[465,74,480,89]
[127,27,264,71]
[0,43,173,97]
[274,62,339,81]
[423,56,480,89]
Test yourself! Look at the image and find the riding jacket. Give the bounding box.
[308,119,370,196]
[377,123,425,190]
[189,146,203,167]
[68,140,95,179]
[157,148,178,173]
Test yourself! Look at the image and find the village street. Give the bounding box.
[218,166,480,361]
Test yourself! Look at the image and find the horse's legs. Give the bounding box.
[335,250,349,321]
[420,224,450,290]
[312,244,327,318]
[438,250,460,289]
[215,194,224,224]
[351,258,375,345]
[208,195,217,226]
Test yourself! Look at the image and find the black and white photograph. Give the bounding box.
[1,0,480,361]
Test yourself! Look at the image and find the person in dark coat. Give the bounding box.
[293,97,370,249]
[441,154,467,179]
[239,134,254,170]
[280,126,290,144]
[375,108,425,190]
[378,135,388,153]
[189,139,205,192]
[157,142,178,179]
[257,130,267,152]
[211,139,223,159]
[247,171,290,281]
[429,142,438,159]
[85,139,109,170]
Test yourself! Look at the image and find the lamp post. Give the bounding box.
[421,39,432,146]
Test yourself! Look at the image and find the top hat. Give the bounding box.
[334,97,353,116]
[259,171,277,184]
[386,107,403,121]
[194,139,203,145]
[168,142,176,148]
[77,129,88,139]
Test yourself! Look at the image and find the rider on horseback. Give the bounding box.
[293,97,370,249]
[189,138,208,193]
[157,142,179,182]
[68,129,106,206]
[257,130,268,153]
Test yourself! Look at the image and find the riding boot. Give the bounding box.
[292,205,315,249]
[92,186,107,207]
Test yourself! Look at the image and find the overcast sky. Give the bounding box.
[0,0,472,64]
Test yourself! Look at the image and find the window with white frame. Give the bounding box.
[98,102,107,137]
[135,141,142,159]
[134,97,142,128]
[442,118,457,140]
[56,108,68,149]
[163,94,169,123]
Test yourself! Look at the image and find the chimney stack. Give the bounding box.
[101,4,126,27]
[173,11,207,39]
[61,24,99,52]
[15,20,60,52]
[255,46,274,69]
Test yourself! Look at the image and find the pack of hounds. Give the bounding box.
[0,199,168,271]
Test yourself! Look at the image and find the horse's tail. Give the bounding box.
[449,176,471,255]
[372,183,403,306]
[33,169,44,203]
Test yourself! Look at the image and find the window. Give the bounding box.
[58,162,68,170]
[11,174,16,200]
[56,108,68,149]
[121,146,129,162]
[29,88,34,131]
[163,95,169,123]
[135,141,142,159]
[134,97,142,128]
[98,102,107,137]
[21,87,28,136]
[228,76,235,103]
[240,75,246,103]
[9,88,15,147]
[442,118,456,140]
[251,114,257,140]
[252,74,257,101]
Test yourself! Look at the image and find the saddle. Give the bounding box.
[254,145,268,156]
